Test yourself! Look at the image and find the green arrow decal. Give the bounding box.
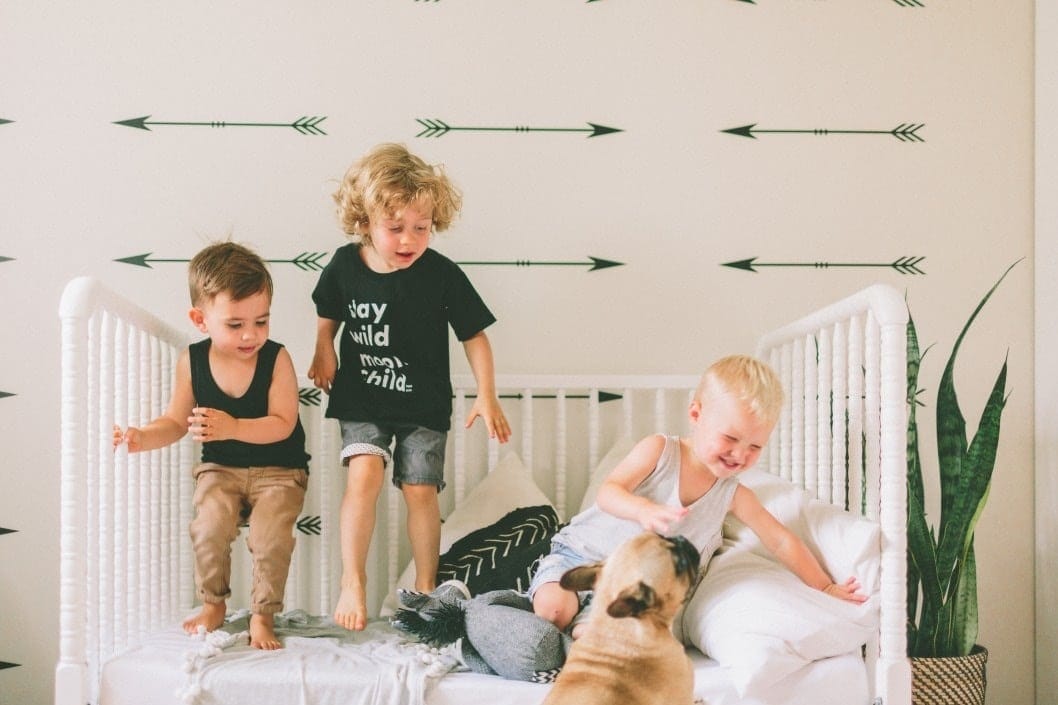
[0,662,20,670]
[0,527,15,535]
[116,252,329,271]
[0,391,14,400]
[458,391,623,402]
[456,256,622,272]
[416,119,622,139]
[722,123,924,142]
[299,387,322,407]
[297,515,322,535]
[723,256,925,275]
[114,115,327,135]
[0,257,13,263]
[0,119,12,126]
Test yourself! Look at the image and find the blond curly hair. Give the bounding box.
[333,143,462,244]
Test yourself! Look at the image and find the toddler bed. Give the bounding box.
[56,277,913,705]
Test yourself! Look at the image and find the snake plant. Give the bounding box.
[905,262,1018,657]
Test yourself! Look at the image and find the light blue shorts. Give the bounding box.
[528,542,595,629]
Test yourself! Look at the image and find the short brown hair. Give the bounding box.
[333,143,462,244]
[188,241,273,306]
[695,354,784,426]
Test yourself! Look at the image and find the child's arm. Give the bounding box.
[114,350,195,452]
[461,331,511,443]
[308,316,340,394]
[730,485,866,603]
[595,435,689,533]
[188,346,301,444]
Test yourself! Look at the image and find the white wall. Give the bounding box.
[1035,3,1056,701]
[0,3,1036,704]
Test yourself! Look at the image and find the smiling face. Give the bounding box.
[360,201,434,273]
[189,289,271,359]
[687,388,774,480]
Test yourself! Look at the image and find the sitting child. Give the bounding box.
[529,354,866,637]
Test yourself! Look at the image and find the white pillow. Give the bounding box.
[725,469,881,592]
[577,436,636,514]
[677,469,880,696]
[380,452,554,615]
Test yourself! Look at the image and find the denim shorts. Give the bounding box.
[528,542,595,598]
[527,542,595,628]
[339,420,447,490]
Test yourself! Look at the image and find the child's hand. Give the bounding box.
[823,577,868,604]
[637,502,689,534]
[189,407,236,442]
[465,395,511,444]
[308,348,338,394]
[114,424,143,452]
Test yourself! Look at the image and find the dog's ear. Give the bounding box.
[559,562,603,592]
[606,581,656,619]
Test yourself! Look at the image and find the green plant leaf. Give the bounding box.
[905,259,1019,658]
[934,262,1017,586]
[936,360,1006,592]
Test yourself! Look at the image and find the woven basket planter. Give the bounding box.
[911,645,988,705]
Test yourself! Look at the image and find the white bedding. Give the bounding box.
[99,615,867,705]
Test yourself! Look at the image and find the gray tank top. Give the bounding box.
[555,434,740,565]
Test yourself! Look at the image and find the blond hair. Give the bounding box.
[695,354,784,426]
[333,143,462,244]
[188,241,273,307]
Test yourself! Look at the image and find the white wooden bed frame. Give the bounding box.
[56,276,912,705]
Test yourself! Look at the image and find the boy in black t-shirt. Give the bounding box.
[310,143,510,631]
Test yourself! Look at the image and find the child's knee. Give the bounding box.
[532,584,577,630]
[401,482,439,507]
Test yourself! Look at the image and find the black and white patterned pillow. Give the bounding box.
[435,504,562,594]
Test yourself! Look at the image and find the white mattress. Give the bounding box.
[99,619,867,705]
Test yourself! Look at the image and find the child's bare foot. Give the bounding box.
[334,581,368,631]
[249,613,282,650]
[183,602,226,635]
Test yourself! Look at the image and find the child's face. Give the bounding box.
[361,201,433,273]
[687,391,774,479]
[189,289,271,359]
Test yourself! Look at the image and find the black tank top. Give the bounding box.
[189,339,310,469]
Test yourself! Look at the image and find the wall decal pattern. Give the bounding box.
[722,122,926,142]
[113,115,328,135]
[457,256,623,272]
[296,516,322,536]
[415,119,622,139]
[298,388,322,407]
[115,252,328,272]
[722,256,926,275]
[114,252,624,273]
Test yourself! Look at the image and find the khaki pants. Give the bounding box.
[190,463,308,615]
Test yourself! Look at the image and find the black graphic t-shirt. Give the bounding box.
[312,244,496,431]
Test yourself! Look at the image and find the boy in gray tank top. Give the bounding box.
[529,355,867,637]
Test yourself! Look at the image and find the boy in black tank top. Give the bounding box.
[114,242,309,650]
